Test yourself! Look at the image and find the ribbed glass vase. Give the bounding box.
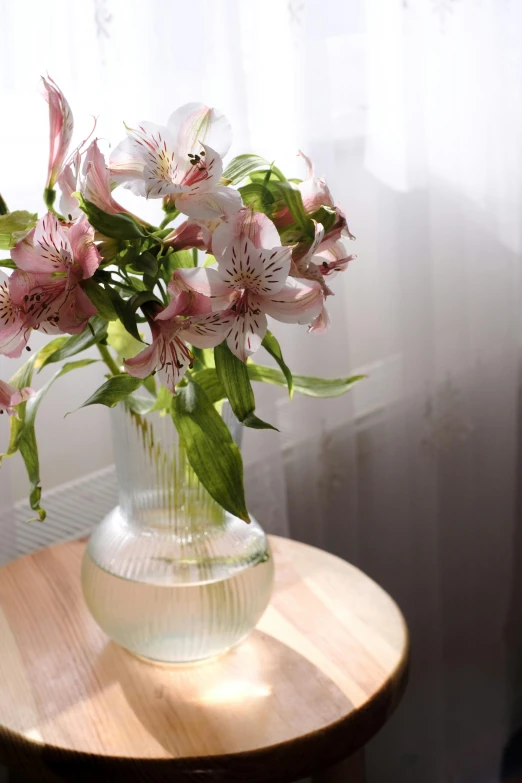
[81,403,274,664]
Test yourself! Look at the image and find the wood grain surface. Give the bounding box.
[0,535,409,783]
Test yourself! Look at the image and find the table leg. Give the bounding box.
[312,750,366,783]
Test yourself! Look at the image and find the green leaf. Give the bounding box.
[165,249,195,272]
[215,342,277,430]
[18,359,97,522]
[75,374,142,411]
[172,379,250,522]
[82,280,119,321]
[76,194,147,239]
[0,258,16,269]
[107,318,143,364]
[34,337,68,371]
[0,211,38,250]
[273,181,314,239]
[223,154,270,185]
[202,254,217,268]
[191,368,226,404]
[247,364,365,398]
[150,384,173,413]
[38,316,108,368]
[131,250,158,277]
[238,183,275,215]
[105,288,142,341]
[261,330,293,398]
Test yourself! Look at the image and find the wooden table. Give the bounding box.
[0,535,409,783]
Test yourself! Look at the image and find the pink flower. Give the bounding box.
[58,140,131,221]
[0,278,31,357]
[124,306,233,393]
[164,219,210,253]
[42,76,74,190]
[109,103,242,220]
[177,214,323,361]
[273,151,355,248]
[0,380,34,416]
[9,213,100,335]
[292,223,355,290]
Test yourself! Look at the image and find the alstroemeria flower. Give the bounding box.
[177,217,323,361]
[273,151,355,248]
[292,223,355,290]
[124,308,233,393]
[0,277,31,357]
[0,380,34,416]
[10,213,100,334]
[58,140,132,221]
[109,103,242,220]
[42,76,74,189]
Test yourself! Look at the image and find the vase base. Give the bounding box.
[122,643,233,668]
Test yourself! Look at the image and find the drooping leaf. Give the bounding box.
[18,359,97,521]
[38,316,108,368]
[82,279,119,321]
[34,337,68,371]
[248,364,365,398]
[223,154,270,185]
[172,379,250,522]
[215,342,277,430]
[76,194,147,239]
[75,374,142,411]
[261,330,293,398]
[0,210,38,250]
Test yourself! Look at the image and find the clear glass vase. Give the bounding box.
[81,403,274,664]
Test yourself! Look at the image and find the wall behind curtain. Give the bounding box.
[2,1,522,782]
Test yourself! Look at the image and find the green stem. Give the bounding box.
[160,210,179,229]
[192,247,198,266]
[97,343,121,376]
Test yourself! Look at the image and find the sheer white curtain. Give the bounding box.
[2,0,522,781]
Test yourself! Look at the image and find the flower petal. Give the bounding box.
[158,338,191,393]
[42,76,74,188]
[124,341,160,378]
[259,278,323,324]
[82,140,127,215]
[183,310,235,349]
[0,379,34,415]
[68,217,101,279]
[225,310,267,362]
[33,213,72,272]
[220,237,291,296]
[176,183,241,221]
[110,121,178,198]
[212,208,281,258]
[176,267,232,308]
[0,279,29,358]
[308,304,331,334]
[58,151,81,219]
[167,103,232,160]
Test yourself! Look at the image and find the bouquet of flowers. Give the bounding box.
[0,77,360,522]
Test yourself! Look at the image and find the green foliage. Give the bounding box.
[38,316,108,368]
[223,154,270,185]
[107,319,143,363]
[261,331,293,397]
[172,379,250,522]
[75,375,142,411]
[76,194,147,239]
[248,364,365,397]
[0,211,38,250]
[214,343,277,430]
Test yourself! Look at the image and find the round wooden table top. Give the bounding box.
[0,535,409,783]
